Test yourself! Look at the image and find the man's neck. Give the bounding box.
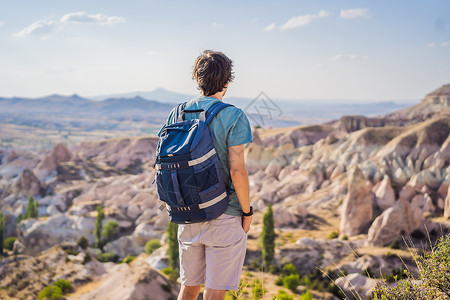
[203,91,225,101]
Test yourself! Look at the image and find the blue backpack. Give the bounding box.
[155,101,233,224]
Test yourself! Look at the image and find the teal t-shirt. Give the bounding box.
[157,96,252,216]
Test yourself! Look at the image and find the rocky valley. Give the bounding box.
[1,84,450,299]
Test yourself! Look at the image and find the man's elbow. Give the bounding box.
[230,167,248,179]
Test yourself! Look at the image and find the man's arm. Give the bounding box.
[228,144,252,233]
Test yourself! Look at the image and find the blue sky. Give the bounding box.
[0,0,449,102]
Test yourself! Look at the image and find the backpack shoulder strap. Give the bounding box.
[205,102,234,125]
[175,102,187,123]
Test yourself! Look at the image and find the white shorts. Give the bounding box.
[178,213,247,290]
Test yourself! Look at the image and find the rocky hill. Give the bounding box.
[386,83,450,121]
[1,83,450,299]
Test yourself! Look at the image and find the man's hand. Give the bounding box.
[242,215,252,233]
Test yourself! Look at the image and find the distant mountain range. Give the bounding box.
[0,88,417,127]
[0,94,173,123]
[88,87,195,103]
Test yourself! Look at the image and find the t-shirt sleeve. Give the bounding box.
[156,107,176,137]
[227,109,253,147]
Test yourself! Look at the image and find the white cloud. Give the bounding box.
[427,42,449,47]
[0,21,4,27]
[251,18,259,24]
[330,54,369,61]
[264,23,276,32]
[60,11,125,26]
[279,10,330,31]
[340,8,370,19]
[14,20,58,37]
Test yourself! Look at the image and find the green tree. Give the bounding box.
[33,198,39,218]
[283,274,300,292]
[77,236,89,249]
[167,222,179,269]
[38,285,63,300]
[53,279,73,293]
[0,212,4,256]
[299,290,312,300]
[261,204,275,267]
[4,237,17,251]
[26,195,36,219]
[101,220,119,244]
[94,205,105,249]
[17,213,24,223]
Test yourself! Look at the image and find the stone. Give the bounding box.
[74,254,179,300]
[46,204,61,215]
[335,273,378,299]
[367,198,423,246]
[374,176,396,211]
[17,214,96,255]
[13,168,41,196]
[340,167,373,237]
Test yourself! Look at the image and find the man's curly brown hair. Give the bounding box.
[192,50,234,96]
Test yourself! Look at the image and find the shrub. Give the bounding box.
[342,235,349,240]
[63,248,79,256]
[283,274,300,292]
[38,286,63,300]
[162,267,179,282]
[410,229,426,239]
[145,239,161,255]
[275,276,284,286]
[328,231,339,239]
[53,279,73,293]
[275,290,293,300]
[362,266,375,278]
[373,235,450,299]
[251,278,265,299]
[282,263,299,276]
[82,253,91,265]
[77,236,89,249]
[389,239,400,249]
[122,255,136,264]
[101,220,120,243]
[299,290,312,300]
[96,252,118,263]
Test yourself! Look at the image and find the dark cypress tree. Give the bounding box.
[0,212,4,255]
[26,195,35,219]
[94,205,105,249]
[262,204,275,267]
[166,222,179,270]
[33,198,39,218]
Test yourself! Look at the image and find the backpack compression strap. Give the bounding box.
[175,102,187,122]
[205,102,234,125]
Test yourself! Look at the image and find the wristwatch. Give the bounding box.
[242,206,253,217]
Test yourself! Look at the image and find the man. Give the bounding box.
[158,50,253,300]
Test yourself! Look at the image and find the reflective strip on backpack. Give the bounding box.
[155,148,216,170]
[188,148,216,166]
[166,191,227,212]
[198,191,227,209]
